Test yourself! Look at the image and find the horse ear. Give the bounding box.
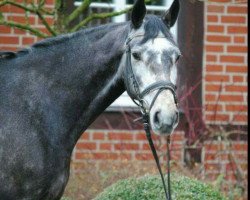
[162,0,180,28]
[131,0,146,29]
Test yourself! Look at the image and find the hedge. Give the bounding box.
[94,173,226,200]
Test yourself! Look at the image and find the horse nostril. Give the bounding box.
[153,111,161,128]
[174,112,179,123]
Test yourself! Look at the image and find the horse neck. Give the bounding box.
[33,23,129,150]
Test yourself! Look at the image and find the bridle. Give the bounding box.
[124,34,179,200]
[124,34,178,114]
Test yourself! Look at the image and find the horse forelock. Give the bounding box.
[140,15,176,46]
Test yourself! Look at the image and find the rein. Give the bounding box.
[124,34,178,200]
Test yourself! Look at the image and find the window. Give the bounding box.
[74,0,178,110]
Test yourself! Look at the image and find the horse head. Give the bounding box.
[123,0,181,135]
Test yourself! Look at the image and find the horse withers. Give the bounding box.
[0,0,181,199]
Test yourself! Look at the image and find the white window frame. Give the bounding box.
[74,0,178,110]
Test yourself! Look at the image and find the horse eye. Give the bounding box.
[132,52,141,61]
[175,55,181,64]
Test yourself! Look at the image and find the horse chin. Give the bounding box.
[151,124,174,136]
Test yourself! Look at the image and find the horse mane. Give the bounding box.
[0,22,128,61]
[0,16,173,60]
[0,33,77,61]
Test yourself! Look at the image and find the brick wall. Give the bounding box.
[203,0,248,125]
[71,130,185,173]
[0,0,54,51]
[0,0,248,197]
[202,140,248,198]
[1,1,248,125]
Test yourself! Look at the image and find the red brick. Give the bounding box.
[225,85,248,92]
[114,143,139,151]
[220,55,244,63]
[204,143,223,151]
[225,174,237,181]
[99,143,112,151]
[13,28,27,35]
[80,132,90,140]
[76,142,96,150]
[171,132,184,141]
[226,105,248,112]
[135,153,154,160]
[207,15,218,22]
[206,114,230,121]
[228,26,248,34]
[171,143,183,150]
[207,5,225,13]
[204,163,221,171]
[207,25,224,33]
[206,55,217,62]
[93,153,118,160]
[233,76,244,82]
[8,16,35,25]
[0,26,11,34]
[37,27,51,35]
[233,115,248,122]
[38,17,54,26]
[227,46,248,53]
[234,36,245,43]
[22,37,35,45]
[206,64,223,72]
[108,132,133,140]
[226,163,238,171]
[9,5,25,13]
[205,94,217,102]
[119,153,132,160]
[0,36,19,44]
[45,0,55,5]
[205,75,229,82]
[218,95,244,102]
[142,143,151,150]
[93,132,105,140]
[206,104,223,112]
[226,66,247,73]
[221,16,246,24]
[135,133,147,141]
[206,45,224,52]
[209,0,231,2]
[204,153,217,161]
[205,84,222,92]
[227,6,248,14]
[0,46,18,51]
[0,4,10,12]
[207,35,231,43]
[75,153,93,160]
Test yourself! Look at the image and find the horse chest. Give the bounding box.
[1,166,69,200]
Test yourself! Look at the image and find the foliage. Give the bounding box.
[94,173,226,200]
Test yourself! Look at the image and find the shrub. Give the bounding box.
[94,173,226,200]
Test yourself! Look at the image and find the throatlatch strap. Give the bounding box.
[142,114,171,200]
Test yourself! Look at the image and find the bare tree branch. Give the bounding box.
[65,0,91,26]
[0,0,54,15]
[70,7,132,32]
[36,10,57,36]
[0,20,49,38]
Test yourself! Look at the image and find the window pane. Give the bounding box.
[126,0,164,5]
